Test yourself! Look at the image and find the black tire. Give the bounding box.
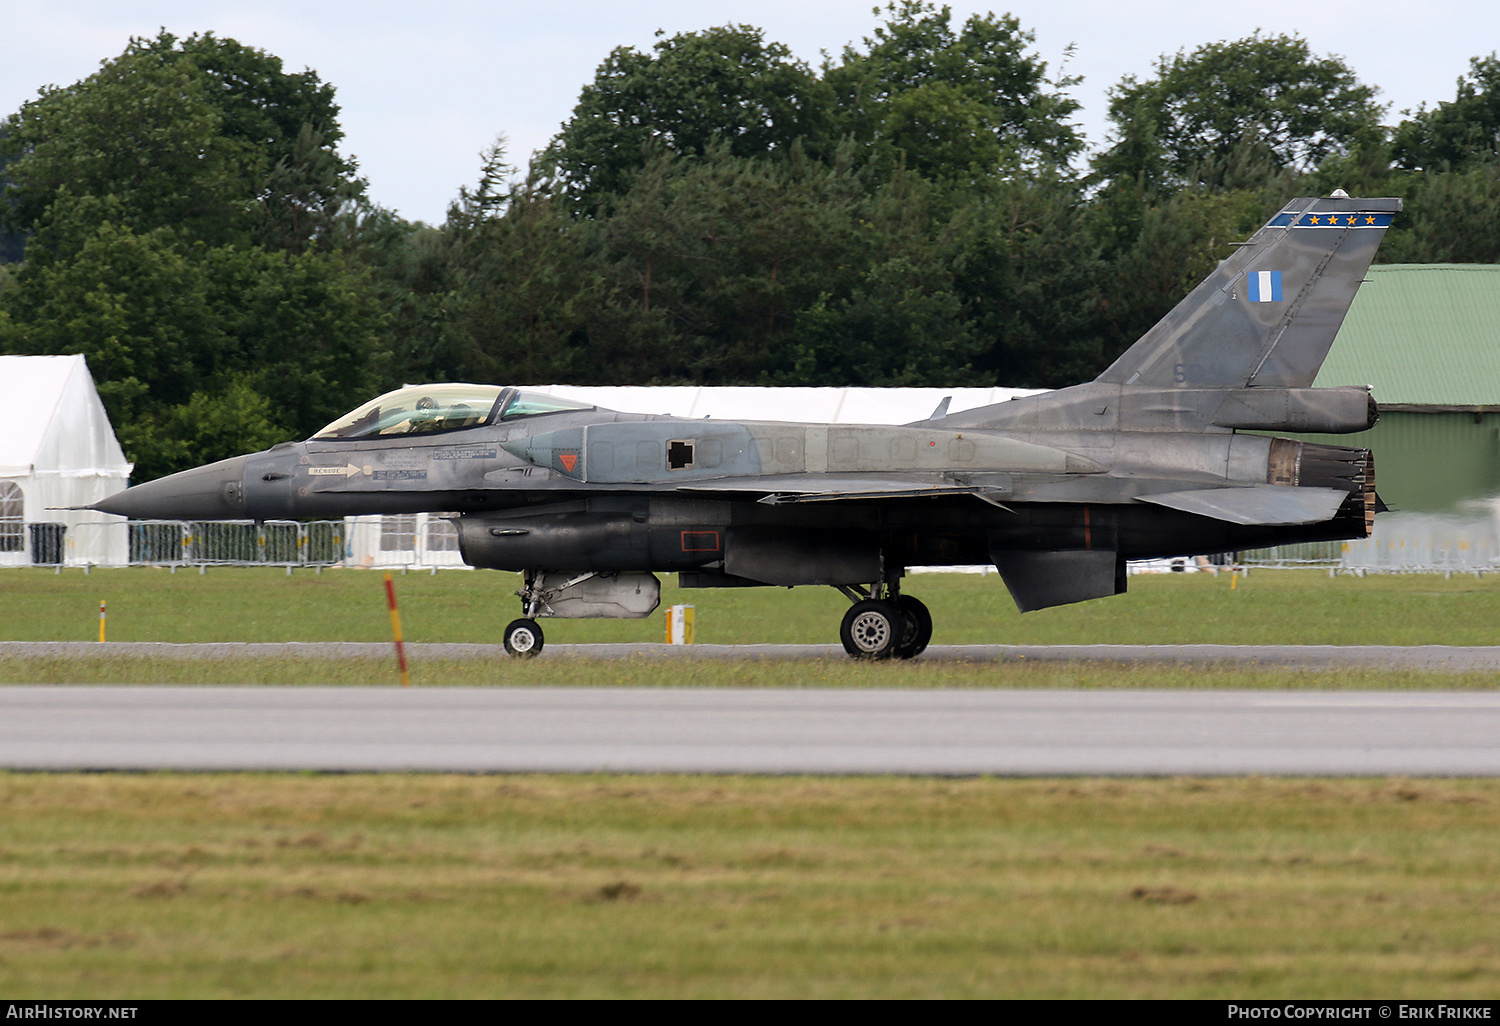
[893,595,933,659]
[840,600,900,660]
[503,618,544,658]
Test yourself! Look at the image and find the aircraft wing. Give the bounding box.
[1135,485,1349,525]
[678,474,1008,506]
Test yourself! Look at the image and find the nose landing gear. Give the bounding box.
[835,582,931,660]
[503,569,551,658]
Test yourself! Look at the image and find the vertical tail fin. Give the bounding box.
[1096,196,1402,389]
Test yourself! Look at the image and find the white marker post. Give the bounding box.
[665,604,695,645]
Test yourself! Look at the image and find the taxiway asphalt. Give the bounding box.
[3,686,1499,775]
[5,640,1500,670]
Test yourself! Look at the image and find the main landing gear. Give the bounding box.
[503,617,543,658]
[835,583,932,660]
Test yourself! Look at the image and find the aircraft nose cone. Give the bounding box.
[90,455,249,520]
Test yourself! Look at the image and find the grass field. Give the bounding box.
[4,569,1497,998]
[4,565,1497,685]
[2,773,1498,999]
[2,565,1499,647]
[2,654,1497,689]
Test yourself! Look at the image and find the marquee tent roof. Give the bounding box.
[0,354,130,480]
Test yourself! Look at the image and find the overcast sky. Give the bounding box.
[6,1,1499,225]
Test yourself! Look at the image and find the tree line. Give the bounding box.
[4,2,1500,480]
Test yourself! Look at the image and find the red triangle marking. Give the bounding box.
[558,452,578,473]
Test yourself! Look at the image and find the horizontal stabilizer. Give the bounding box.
[1136,485,1348,525]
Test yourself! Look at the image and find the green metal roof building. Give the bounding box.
[1306,265,1500,512]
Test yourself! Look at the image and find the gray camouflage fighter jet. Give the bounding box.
[92,194,1399,658]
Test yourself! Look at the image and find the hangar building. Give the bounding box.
[1312,264,1500,514]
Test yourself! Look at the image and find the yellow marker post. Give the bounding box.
[665,604,695,645]
[98,600,106,642]
[383,573,411,686]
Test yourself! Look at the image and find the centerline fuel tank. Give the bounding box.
[456,506,727,573]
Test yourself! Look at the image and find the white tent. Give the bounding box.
[0,355,132,566]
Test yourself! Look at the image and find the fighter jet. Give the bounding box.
[92,194,1399,659]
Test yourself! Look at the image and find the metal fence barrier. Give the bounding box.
[127,520,347,566]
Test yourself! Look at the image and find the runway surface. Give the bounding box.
[5,640,1500,670]
[4,686,1500,775]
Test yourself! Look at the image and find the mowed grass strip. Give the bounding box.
[1,773,1497,998]
[3,566,1500,646]
[1,654,1497,689]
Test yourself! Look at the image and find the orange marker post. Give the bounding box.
[383,573,411,686]
[98,601,106,643]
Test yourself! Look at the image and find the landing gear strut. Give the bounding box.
[835,579,931,660]
[504,568,563,659]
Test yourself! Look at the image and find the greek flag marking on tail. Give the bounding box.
[1247,270,1282,303]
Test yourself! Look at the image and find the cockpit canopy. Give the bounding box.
[311,384,595,441]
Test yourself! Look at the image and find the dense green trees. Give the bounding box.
[6,10,1500,481]
[425,3,1104,393]
[1394,56,1500,172]
[1095,34,1383,194]
[544,26,834,208]
[0,31,379,479]
[827,2,1082,178]
[0,32,356,249]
